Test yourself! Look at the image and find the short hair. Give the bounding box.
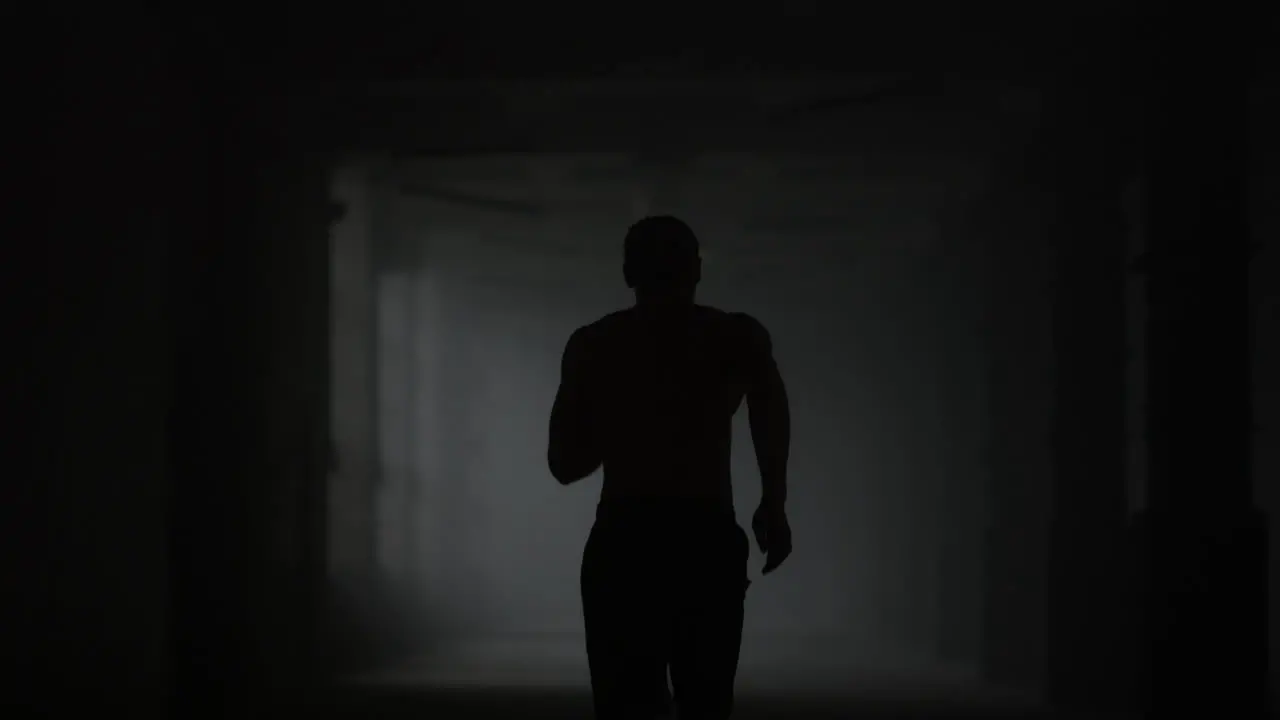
[623,216,700,290]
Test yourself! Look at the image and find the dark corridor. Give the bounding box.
[18,8,1274,720]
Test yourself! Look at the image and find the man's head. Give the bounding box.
[623,215,701,304]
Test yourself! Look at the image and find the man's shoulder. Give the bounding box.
[569,310,631,348]
[575,306,769,347]
[715,309,771,347]
[692,304,751,327]
[718,309,764,328]
[582,309,631,334]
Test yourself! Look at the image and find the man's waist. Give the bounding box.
[595,494,736,526]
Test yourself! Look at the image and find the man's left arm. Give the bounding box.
[548,328,601,484]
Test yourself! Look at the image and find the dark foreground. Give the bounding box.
[293,685,1111,720]
[9,656,1132,718]
[7,684,1135,719]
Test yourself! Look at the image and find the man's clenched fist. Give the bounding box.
[751,501,792,575]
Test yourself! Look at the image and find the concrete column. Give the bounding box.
[1021,73,1141,716]
[24,18,197,713]
[1135,21,1268,716]
[977,76,1141,704]
[1044,193,1135,711]
[170,86,337,712]
[329,165,379,577]
[250,138,336,691]
[977,182,1054,695]
[169,95,273,715]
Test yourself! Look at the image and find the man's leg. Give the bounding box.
[669,523,750,720]
[581,522,671,719]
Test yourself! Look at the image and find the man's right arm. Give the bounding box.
[737,314,790,509]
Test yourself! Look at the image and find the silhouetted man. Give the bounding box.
[548,216,793,719]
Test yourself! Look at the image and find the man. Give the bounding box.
[548,215,793,719]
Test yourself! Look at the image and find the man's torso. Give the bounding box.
[575,304,756,509]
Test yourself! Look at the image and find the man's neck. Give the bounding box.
[633,294,695,311]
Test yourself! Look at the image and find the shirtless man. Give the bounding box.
[548,215,793,719]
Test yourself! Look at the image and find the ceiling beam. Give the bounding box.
[336,86,1034,156]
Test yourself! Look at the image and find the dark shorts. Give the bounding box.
[580,501,750,720]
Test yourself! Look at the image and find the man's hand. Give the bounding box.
[751,501,792,575]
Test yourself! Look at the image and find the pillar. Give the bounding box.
[329,165,380,578]
[977,180,1054,694]
[977,73,1142,704]
[251,132,338,692]
[326,164,388,673]
[1044,191,1135,711]
[170,84,337,713]
[24,13,197,713]
[1036,74,1141,712]
[1134,16,1268,717]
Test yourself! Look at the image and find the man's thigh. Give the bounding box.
[581,527,672,718]
[669,524,750,720]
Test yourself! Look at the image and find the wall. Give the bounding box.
[327,164,405,672]
[24,20,340,713]
[14,24,207,711]
[1250,82,1280,698]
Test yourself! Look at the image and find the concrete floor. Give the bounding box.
[316,642,1109,720]
[303,685,1098,720]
